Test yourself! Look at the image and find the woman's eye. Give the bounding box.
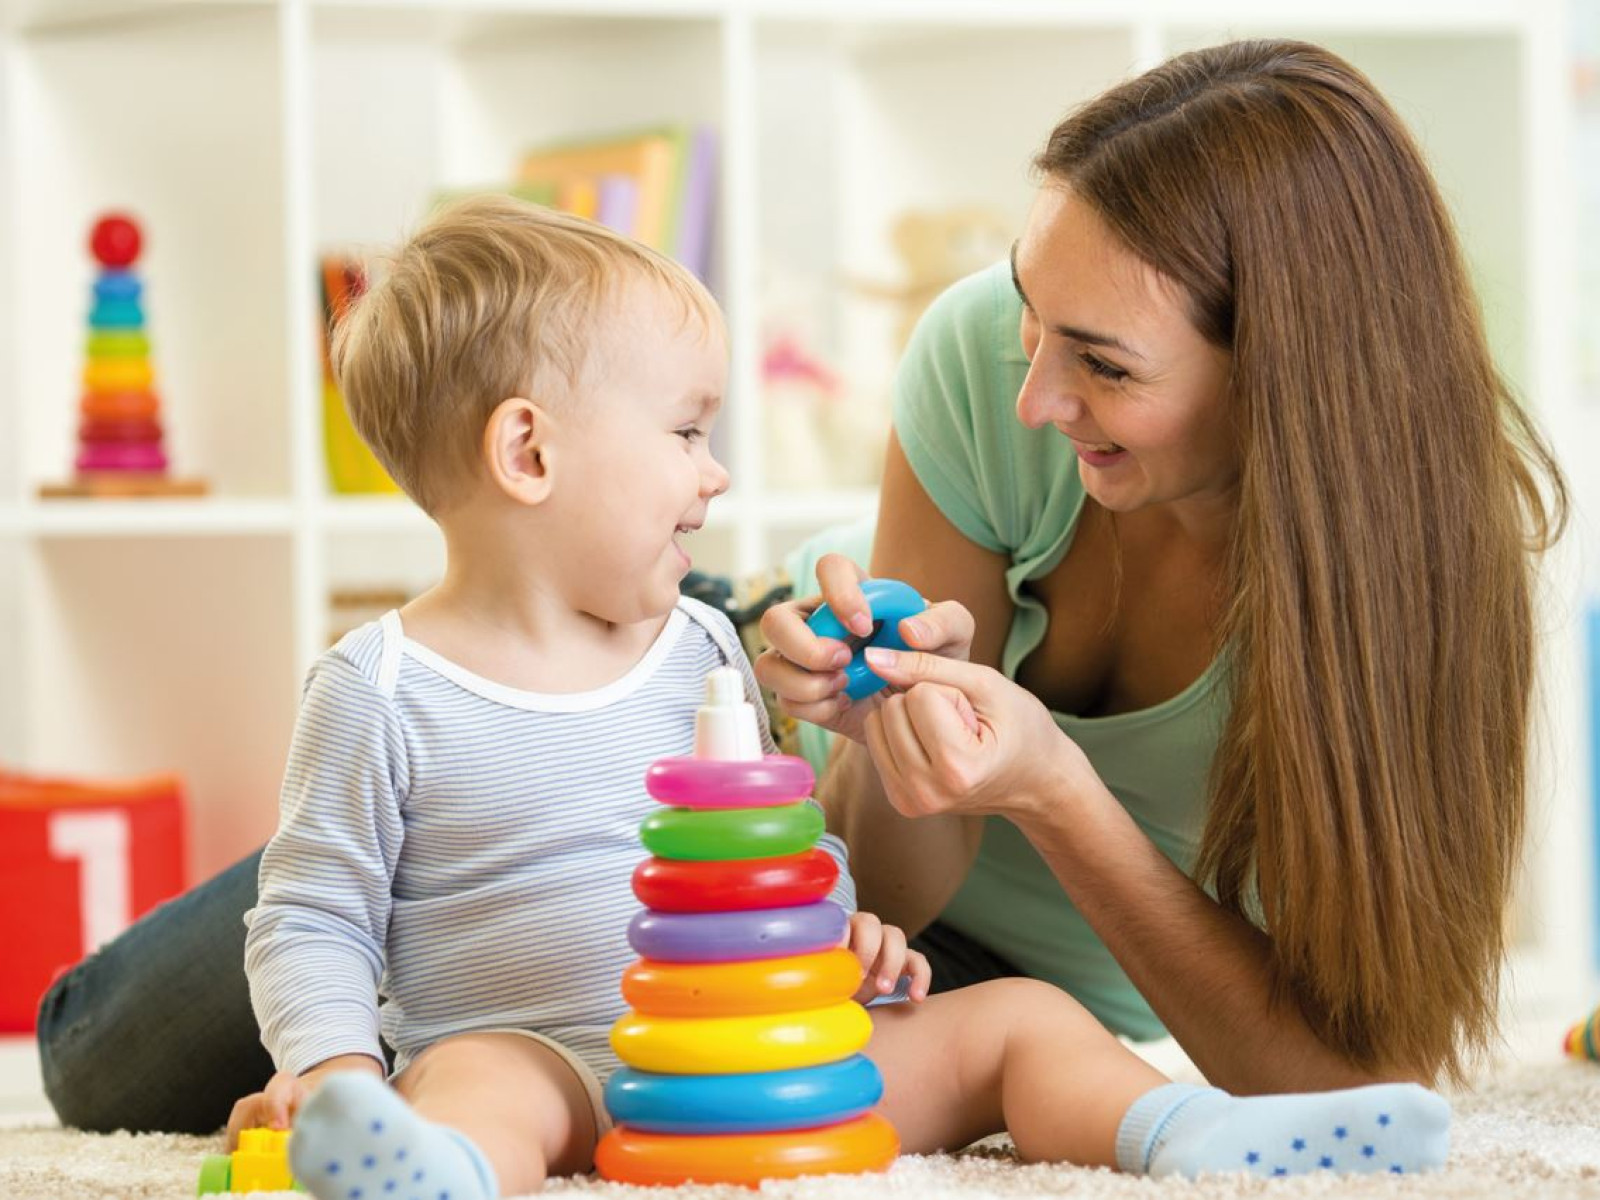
[1079,352,1128,383]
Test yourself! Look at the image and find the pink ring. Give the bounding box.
[646,755,815,809]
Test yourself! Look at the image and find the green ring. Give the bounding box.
[641,802,822,861]
[87,330,150,358]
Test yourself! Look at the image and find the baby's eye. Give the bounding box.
[677,427,706,443]
[1079,352,1129,383]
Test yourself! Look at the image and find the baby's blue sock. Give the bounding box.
[1115,1080,1450,1179]
[289,1074,498,1200]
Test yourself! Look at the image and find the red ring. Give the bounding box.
[632,849,839,912]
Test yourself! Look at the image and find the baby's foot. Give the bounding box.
[289,1073,497,1200]
[1117,1080,1450,1179]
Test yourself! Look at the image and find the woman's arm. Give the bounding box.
[859,647,1425,1091]
[762,433,1013,934]
[1015,779,1407,1092]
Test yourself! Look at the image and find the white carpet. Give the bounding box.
[5,1018,1600,1199]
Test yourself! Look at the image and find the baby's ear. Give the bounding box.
[482,396,554,505]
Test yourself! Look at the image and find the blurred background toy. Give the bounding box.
[38,212,207,499]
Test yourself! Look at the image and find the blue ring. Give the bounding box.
[807,578,927,699]
[94,270,142,302]
[605,1055,884,1134]
[89,298,144,330]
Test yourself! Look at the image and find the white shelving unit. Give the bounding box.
[1,0,1590,1017]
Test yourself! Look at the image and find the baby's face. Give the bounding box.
[548,281,731,626]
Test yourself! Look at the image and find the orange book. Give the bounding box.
[519,131,680,251]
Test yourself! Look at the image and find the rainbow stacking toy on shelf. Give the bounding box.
[39,212,206,499]
[595,667,900,1187]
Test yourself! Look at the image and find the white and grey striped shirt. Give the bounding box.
[245,596,856,1080]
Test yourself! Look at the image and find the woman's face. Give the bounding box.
[1013,185,1237,518]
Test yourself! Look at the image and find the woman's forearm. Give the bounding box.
[821,737,982,935]
[1016,782,1412,1093]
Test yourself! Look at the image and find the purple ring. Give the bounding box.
[628,901,847,963]
[645,755,815,809]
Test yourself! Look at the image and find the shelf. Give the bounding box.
[5,498,296,538]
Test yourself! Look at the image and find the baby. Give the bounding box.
[230,194,1451,1198]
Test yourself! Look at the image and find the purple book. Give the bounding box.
[596,174,640,238]
[674,125,718,283]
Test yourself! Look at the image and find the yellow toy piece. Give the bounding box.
[612,1000,871,1074]
[82,357,154,392]
[196,1127,302,1194]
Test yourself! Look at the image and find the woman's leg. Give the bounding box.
[36,850,278,1133]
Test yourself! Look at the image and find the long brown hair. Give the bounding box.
[1036,40,1567,1082]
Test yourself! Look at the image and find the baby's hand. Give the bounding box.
[225,1054,385,1149]
[845,910,931,1004]
[226,1069,310,1149]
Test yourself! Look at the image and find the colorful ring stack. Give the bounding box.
[1565,1006,1600,1060]
[76,214,171,478]
[596,751,898,1187]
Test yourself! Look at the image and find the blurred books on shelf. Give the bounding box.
[320,257,400,496]
[518,124,718,282]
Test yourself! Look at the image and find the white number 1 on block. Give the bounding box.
[47,811,131,953]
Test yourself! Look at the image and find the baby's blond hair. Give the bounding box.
[332,193,721,515]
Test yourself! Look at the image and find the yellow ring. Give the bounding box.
[622,948,862,1018]
[612,1001,871,1074]
[83,358,154,392]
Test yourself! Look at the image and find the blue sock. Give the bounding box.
[289,1073,498,1200]
[1115,1080,1451,1179]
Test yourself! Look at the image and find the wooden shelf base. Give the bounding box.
[38,475,211,499]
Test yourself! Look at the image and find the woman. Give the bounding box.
[756,38,1567,1092]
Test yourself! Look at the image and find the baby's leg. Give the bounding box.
[866,977,1163,1166]
[290,1032,599,1199]
[868,979,1451,1178]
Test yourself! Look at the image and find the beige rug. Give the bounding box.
[6,1018,1600,1200]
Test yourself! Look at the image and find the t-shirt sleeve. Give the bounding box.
[243,653,408,1075]
[891,262,1026,555]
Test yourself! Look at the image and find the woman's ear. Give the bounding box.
[482,396,556,505]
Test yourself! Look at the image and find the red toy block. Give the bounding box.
[0,771,187,1031]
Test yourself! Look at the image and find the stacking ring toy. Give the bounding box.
[611,1001,871,1074]
[633,849,838,913]
[806,578,928,700]
[645,754,814,809]
[93,271,142,302]
[640,802,822,861]
[604,1054,883,1133]
[628,901,846,963]
[596,1112,898,1186]
[622,947,861,1016]
[81,389,159,422]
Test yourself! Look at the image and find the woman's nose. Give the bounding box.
[1015,359,1083,430]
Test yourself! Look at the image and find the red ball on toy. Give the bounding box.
[90,214,142,267]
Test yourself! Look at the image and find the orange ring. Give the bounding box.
[81,390,159,422]
[595,1112,898,1187]
[623,949,862,1017]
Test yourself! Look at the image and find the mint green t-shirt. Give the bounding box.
[788,262,1228,1041]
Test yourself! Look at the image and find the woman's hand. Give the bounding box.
[858,647,1099,825]
[755,553,977,744]
[844,910,932,1004]
[225,1055,385,1149]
